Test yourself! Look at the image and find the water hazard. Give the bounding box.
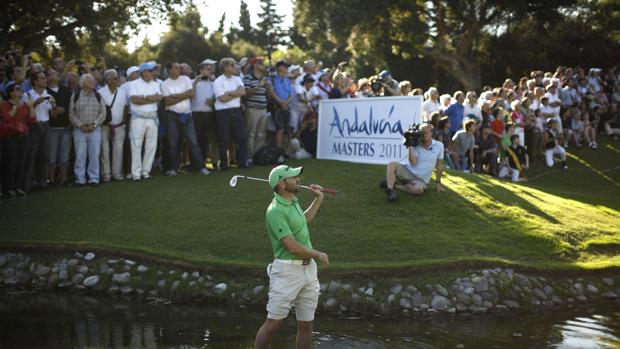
[1,291,619,348]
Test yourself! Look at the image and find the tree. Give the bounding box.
[227,0,255,43]
[157,6,211,68]
[1,0,191,58]
[256,0,288,49]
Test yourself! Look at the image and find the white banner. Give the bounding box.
[317,96,423,164]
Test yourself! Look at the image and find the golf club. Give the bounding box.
[229,175,338,194]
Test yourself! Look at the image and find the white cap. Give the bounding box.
[126,66,139,77]
[201,59,217,65]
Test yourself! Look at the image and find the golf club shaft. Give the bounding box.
[237,176,338,194]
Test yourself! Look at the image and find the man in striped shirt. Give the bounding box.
[243,57,270,161]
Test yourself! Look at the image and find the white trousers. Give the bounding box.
[545,145,566,167]
[130,118,158,179]
[100,125,126,181]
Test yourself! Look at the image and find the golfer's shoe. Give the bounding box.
[387,189,399,202]
[379,179,388,190]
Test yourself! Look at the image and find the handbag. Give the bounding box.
[104,90,118,125]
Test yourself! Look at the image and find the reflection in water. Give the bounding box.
[0,292,619,349]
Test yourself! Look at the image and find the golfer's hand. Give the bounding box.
[308,184,324,200]
[317,252,329,266]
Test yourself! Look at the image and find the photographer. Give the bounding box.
[378,70,400,97]
[381,123,444,202]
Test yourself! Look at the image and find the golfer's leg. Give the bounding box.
[396,183,425,195]
[254,318,284,349]
[296,321,314,349]
[385,162,398,189]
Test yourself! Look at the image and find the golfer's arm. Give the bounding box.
[304,198,323,224]
[280,235,325,260]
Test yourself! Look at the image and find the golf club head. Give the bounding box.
[229,176,238,187]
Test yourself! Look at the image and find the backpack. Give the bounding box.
[253,146,288,166]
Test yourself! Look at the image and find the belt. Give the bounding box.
[275,258,310,265]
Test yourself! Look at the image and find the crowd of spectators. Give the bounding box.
[1,47,619,201]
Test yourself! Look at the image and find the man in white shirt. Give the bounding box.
[161,62,209,176]
[191,59,218,168]
[213,57,247,170]
[99,69,127,182]
[128,62,162,181]
[422,87,440,122]
[119,66,140,179]
[463,91,482,123]
[545,83,563,133]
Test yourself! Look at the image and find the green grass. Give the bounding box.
[1,139,619,274]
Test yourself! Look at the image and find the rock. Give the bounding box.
[407,285,417,293]
[577,295,588,302]
[551,295,563,304]
[603,278,614,287]
[67,259,79,267]
[214,283,227,294]
[15,261,26,270]
[71,273,85,285]
[181,272,189,280]
[351,294,361,301]
[447,307,456,313]
[34,265,51,277]
[482,301,494,308]
[436,285,449,297]
[100,264,110,274]
[253,285,265,296]
[122,265,131,272]
[457,293,470,305]
[3,268,15,277]
[456,344,465,349]
[192,271,200,279]
[47,274,59,287]
[78,265,89,274]
[112,272,130,284]
[573,283,584,294]
[587,284,598,294]
[158,279,166,288]
[543,285,554,296]
[364,288,374,296]
[431,295,452,311]
[412,292,423,306]
[319,283,328,292]
[387,294,396,304]
[124,259,136,266]
[464,287,474,295]
[399,297,412,309]
[603,292,618,299]
[169,270,176,275]
[171,280,180,290]
[533,288,548,300]
[83,276,100,287]
[419,304,430,312]
[137,265,149,273]
[343,284,353,292]
[108,285,120,295]
[471,294,483,307]
[324,298,338,308]
[74,252,84,259]
[120,286,134,296]
[136,289,145,297]
[391,284,403,295]
[504,300,520,309]
[513,274,531,288]
[108,259,119,264]
[59,270,68,280]
[328,281,342,293]
[0,255,6,266]
[4,276,20,285]
[531,298,541,306]
[84,252,96,261]
[189,281,196,287]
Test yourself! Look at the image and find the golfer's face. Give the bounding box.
[283,176,300,193]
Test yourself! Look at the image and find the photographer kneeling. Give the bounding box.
[381,123,444,202]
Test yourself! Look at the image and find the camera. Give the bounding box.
[403,123,424,147]
[371,76,384,94]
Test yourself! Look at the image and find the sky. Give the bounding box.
[127,0,295,52]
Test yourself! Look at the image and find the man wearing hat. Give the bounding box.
[272,60,294,147]
[243,57,270,160]
[192,59,218,168]
[254,165,329,349]
[127,62,162,180]
[378,70,400,96]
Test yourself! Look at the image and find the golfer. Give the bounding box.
[254,165,330,349]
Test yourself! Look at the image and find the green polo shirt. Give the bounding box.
[266,193,312,260]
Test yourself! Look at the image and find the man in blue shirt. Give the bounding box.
[271,60,293,147]
[445,91,465,134]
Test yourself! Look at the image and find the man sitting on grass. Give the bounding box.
[381,124,444,202]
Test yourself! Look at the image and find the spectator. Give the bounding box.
[179,63,193,78]
[296,110,318,158]
[603,103,620,140]
[545,84,563,132]
[463,91,482,124]
[1,83,35,198]
[474,125,497,175]
[213,57,248,170]
[192,59,218,169]
[316,70,332,101]
[382,124,444,202]
[543,119,568,169]
[560,108,573,147]
[356,78,372,98]
[450,119,477,171]
[99,69,127,182]
[271,60,293,148]
[243,57,270,161]
[527,108,545,161]
[69,73,106,187]
[490,108,506,144]
[399,80,412,96]
[161,62,208,176]
[46,69,72,185]
[128,62,162,181]
[445,91,465,134]
[120,66,139,179]
[434,115,454,169]
[378,70,399,96]
[560,77,580,107]
[23,70,54,189]
[439,93,451,113]
[505,134,528,182]
[510,100,526,145]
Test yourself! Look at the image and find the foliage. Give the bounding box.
[230,40,265,60]
[157,6,210,68]
[227,0,256,43]
[256,0,288,50]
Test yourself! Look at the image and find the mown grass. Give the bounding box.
[1,139,619,274]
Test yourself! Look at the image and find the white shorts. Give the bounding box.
[266,258,320,321]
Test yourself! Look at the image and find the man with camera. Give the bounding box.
[381,123,444,202]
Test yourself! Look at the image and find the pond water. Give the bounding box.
[1,292,619,349]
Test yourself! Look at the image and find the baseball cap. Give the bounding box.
[301,74,315,85]
[139,62,155,72]
[275,60,290,68]
[268,165,303,189]
[379,70,392,78]
[249,57,264,66]
[126,66,139,77]
[239,57,249,67]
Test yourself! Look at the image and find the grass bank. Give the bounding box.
[1,140,619,274]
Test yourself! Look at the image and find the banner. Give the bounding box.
[317,96,423,164]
